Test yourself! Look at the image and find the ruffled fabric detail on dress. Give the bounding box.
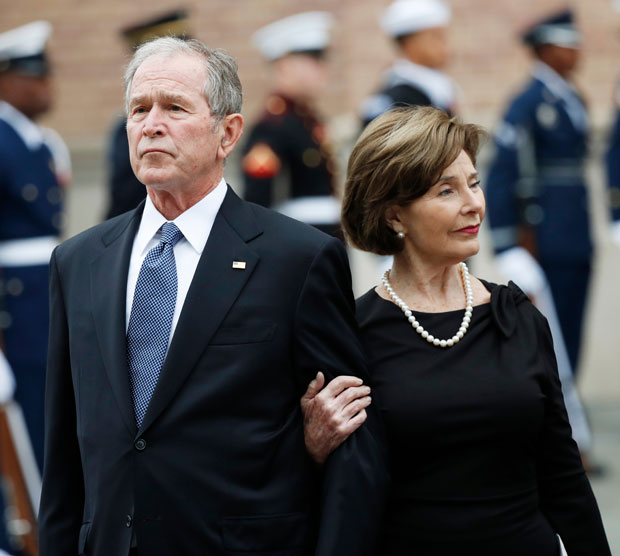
[480,280,530,339]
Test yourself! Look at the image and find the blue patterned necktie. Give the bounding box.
[127,221,184,427]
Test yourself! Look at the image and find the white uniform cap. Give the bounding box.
[253,12,333,61]
[381,0,451,38]
[0,21,52,63]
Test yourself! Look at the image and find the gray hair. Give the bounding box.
[124,37,242,121]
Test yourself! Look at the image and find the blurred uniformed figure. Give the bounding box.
[104,10,189,219]
[0,20,68,554]
[242,12,341,237]
[606,83,620,241]
[486,9,591,376]
[360,0,458,127]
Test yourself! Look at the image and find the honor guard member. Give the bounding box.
[0,20,68,554]
[105,9,190,219]
[486,9,591,375]
[606,83,620,245]
[360,0,458,128]
[242,12,341,237]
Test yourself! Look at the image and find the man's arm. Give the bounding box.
[293,237,389,556]
[38,249,84,556]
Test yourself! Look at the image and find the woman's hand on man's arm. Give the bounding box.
[300,372,372,465]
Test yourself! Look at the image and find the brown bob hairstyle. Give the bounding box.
[342,106,487,255]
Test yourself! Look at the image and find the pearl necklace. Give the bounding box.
[381,262,473,348]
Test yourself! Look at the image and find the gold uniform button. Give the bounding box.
[6,278,24,297]
[0,311,12,330]
[266,96,286,116]
[302,148,321,168]
[22,183,39,202]
[47,187,62,205]
[52,212,64,230]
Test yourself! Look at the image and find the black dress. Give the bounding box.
[356,280,610,556]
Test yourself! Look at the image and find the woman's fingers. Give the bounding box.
[321,375,363,398]
[301,373,373,465]
[339,408,368,437]
[301,371,326,405]
[341,394,372,421]
[334,384,371,408]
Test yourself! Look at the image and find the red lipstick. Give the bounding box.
[456,225,479,234]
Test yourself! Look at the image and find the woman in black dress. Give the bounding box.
[300,106,610,555]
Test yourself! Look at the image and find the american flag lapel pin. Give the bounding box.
[232,261,247,270]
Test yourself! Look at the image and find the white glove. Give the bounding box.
[495,246,546,297]
[0,350,15,403]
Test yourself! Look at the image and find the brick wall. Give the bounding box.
[3,0,620,148]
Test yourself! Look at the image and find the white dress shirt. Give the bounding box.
[125,178,227,342]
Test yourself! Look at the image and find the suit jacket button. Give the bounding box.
[135,439,146,451]
[126,514,133,528]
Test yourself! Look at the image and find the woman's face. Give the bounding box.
[390,150,485,266]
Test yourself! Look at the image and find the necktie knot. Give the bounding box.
[160,222,184,247]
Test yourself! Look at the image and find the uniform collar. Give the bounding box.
[387,58,458,111]
[531,61,578,102]
[134,177,227,257]
[0,100,44,149]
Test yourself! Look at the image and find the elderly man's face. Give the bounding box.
[126,53,221,193]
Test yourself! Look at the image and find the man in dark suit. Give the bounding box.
[38,37,388,556]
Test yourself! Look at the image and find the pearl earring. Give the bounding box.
[397,231,405,239]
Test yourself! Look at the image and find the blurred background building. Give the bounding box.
[3,0,619,146]
[1,0,620,551]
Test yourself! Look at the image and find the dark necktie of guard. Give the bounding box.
[127,222,184,427]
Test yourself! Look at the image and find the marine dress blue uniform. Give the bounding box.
[486,61,591,373]
[0,100,63,470]
[360,0,456,127]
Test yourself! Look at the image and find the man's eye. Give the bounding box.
[170,105,182,111]
[470,180,481,189]
[132,107,146,115]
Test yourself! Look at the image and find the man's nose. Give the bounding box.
[142,106,166,137]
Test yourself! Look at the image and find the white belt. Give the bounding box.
[0,236,58,267]
[274,196,341,225]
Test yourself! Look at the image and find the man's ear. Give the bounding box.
[217,113,244,160]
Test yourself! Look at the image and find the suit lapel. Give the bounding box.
[90,207,143,436]
[139,188,262,434]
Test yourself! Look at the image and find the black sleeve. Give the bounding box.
[293,237,389,556]
[38,249,85,556]
[534,312,611,555]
